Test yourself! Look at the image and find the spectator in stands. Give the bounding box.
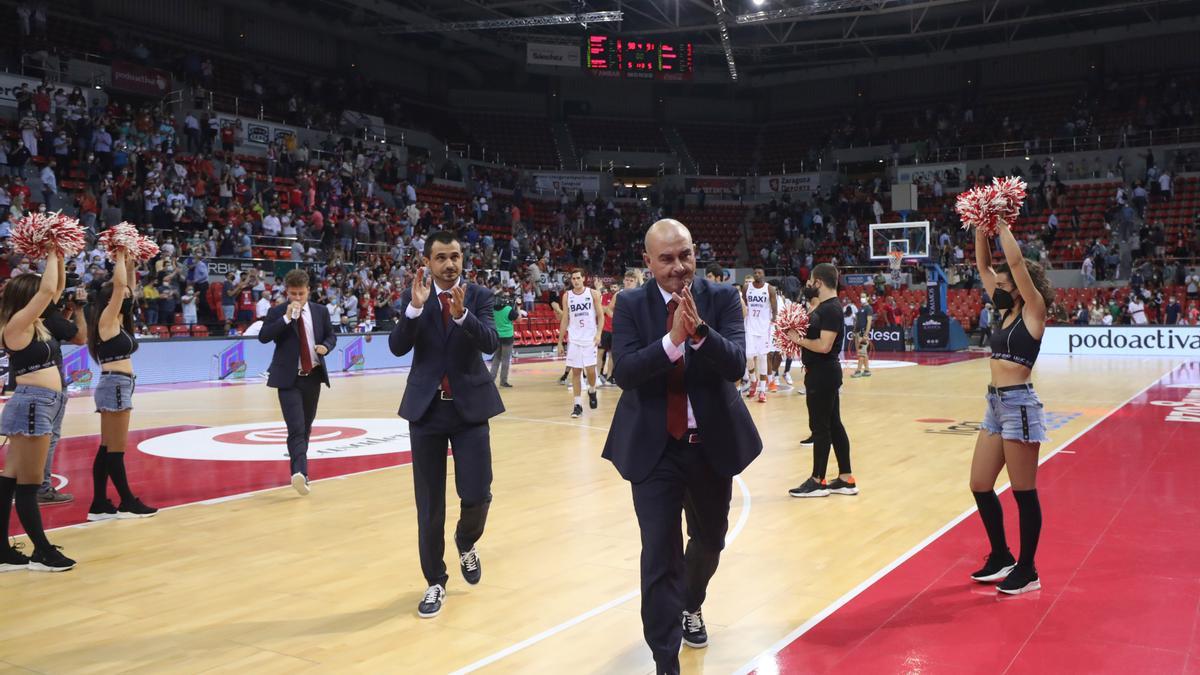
[181,284,198,326]
[1128,294,1148,325]
[1166,296,1183,325]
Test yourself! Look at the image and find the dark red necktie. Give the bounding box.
[439,291,453,396]
[665,299,687,440]
[296,306,314,375]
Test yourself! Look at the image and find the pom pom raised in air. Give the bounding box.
[10,211,86,259]
[98,222,142,260]
[955,176,1027,237]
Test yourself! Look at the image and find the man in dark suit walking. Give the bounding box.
[390,230,503,619]
[604,219,762,675]
[258,268,337,496]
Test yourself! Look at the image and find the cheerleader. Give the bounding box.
[0,251,76,571]
[86,248,157,520]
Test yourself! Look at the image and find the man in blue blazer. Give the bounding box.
[390,230,503,619]
[258,268,337,496]
[603,219,762,675]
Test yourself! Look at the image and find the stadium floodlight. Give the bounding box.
[379,10,622,35]
[752,0,766,5]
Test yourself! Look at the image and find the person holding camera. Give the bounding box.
[489,288,523,388]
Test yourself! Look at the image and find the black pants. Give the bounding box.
[410,398,493,588]
[805,367,851,478]
[277,368,323,477]
[631,437,731,675]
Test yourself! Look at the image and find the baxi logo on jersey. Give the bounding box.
[569,302,591,313]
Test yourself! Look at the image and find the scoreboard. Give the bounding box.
[585,35,693,79]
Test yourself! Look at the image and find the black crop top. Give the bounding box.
[3,334,61,377]
[990,311,1040,369]
[95,329,139,364]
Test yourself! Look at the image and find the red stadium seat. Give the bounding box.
[170,325,191,338]
[191,325,209,337]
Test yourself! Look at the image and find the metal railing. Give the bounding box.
[923,127,1200,164]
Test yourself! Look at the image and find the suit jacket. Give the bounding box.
[602,277,762,483]
[258,301,337,388]
[389,282,504,424]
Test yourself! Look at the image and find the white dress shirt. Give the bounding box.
[657,285,706,430]
[282,302,319,370]
[405,278,470,325]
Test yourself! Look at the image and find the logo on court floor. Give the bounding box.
[137,418,410,462]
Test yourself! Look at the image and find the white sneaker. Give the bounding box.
[783,373,793,385]
[291,473,310,496]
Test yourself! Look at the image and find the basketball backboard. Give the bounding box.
[869,221,931,261]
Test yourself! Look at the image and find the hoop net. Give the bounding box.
[887,251,905,287]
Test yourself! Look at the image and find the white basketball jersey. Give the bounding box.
[745,284,772,335]
[567,289,597,344]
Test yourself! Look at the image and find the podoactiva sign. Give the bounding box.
[1042,326,1200,357]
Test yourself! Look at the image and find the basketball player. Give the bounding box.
[742,267,776,403]
[767,286,785,391]
[597,278,615,386]
[786,263,856,498]
[968,219,1053,595]
[556,270,603,418]
[258,269,337,495]
[603,271,641,383]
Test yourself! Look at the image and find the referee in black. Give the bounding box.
[786,263,857,498]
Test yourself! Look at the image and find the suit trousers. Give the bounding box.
[410,397,493,588]
[277,367,323,477]
[631,436,732,675]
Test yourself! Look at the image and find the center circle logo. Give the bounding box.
[213,426,367,445]
[137,418,410,462]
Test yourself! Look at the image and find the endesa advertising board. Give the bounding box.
[1042,326,1200,357]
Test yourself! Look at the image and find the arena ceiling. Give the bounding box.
[292,0,1200,79]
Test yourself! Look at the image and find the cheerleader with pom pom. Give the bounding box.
[960,186,1055,596]
[85,237,157,521]
[783,263,857,499]
[0,246,77,571]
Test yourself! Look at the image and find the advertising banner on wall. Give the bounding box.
[896,162,967,189]
[685,176,745,196]
[110,60,172,97]
[212,114,297,148]
[527,43,581,68]
[1042,326,1200,357]
[758,173,820,195]
[0,72,42,108]
[532,172,601,194]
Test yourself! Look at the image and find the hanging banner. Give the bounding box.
[759,173,820,195]
[685,176,745,196]
[110,61,172,97]
[896,162,967,189]
[532,172,601,194]
[526,43,581,68]
[212,114,296,148]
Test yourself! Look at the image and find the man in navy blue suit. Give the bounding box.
[258,268,337,496]
[603,219,762,675]
[390,230,503,619]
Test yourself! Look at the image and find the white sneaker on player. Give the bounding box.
[783,373,793,385]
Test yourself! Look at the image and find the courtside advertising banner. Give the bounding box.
[1043,326,1200,357]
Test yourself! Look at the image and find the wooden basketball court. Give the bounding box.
[0,353,1186,673]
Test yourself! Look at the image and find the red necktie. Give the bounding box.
[439,291,453,396]
[665,299,687,440]
[296,306,314,375]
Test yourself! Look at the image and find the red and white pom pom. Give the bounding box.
[134,235,160,263]
[10,211,86,260]
[771,302,811,359]
[955,177,1027,237]
[98,222,142,260]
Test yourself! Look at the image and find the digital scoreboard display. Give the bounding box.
[585,35,693,79]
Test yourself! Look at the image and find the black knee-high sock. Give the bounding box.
[1013,489,1042,568]
[92,445,108,505]
[972,490,1010,558]
[14,484,52,551]
[0,476,15,540]
[105,453,135,503]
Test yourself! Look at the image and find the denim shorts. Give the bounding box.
[94,372,136,412]
[0,385,67,437]
[981,384,1049,444]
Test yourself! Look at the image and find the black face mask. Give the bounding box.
[802,286,819,300]
[992,288,1016,310]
